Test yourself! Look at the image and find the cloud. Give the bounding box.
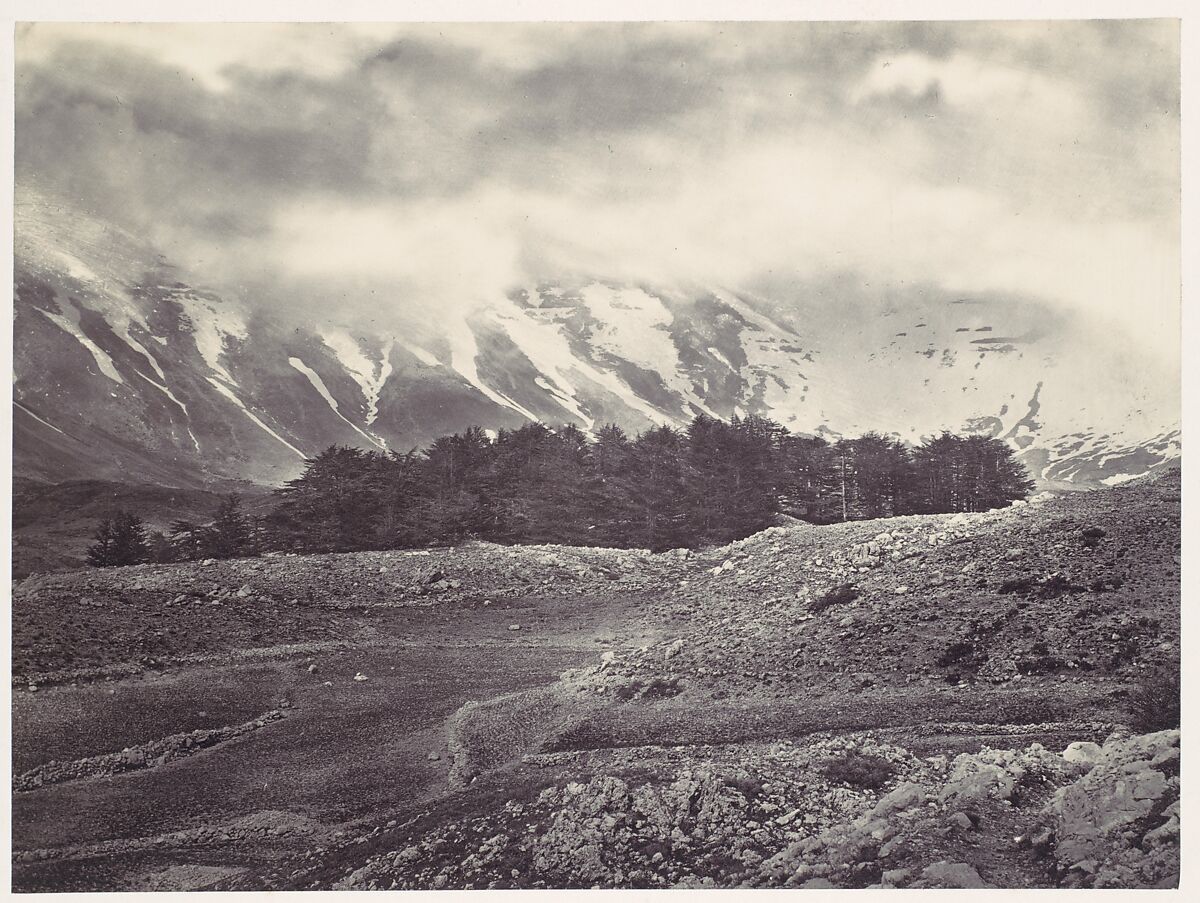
[14,21,1180,366]
[17,22,407,90]
[851,50,1083,121]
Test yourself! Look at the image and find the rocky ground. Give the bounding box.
[12,541,678,684]
[10,466,1181,890]
[311,727,1179,891]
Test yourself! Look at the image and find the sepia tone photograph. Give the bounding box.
[7,5,1184,894]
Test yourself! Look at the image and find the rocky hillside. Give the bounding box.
[14,196,1179,492]
[11,463,1180,891]
[268,466,1177,891]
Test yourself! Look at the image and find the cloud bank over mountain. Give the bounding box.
[16,21,1180,360]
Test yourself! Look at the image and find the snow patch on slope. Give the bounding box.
[15,401,67,436]
[445,318,540,423]
[577,285,721,420]
[399,341,440,368]
[288,357,386,450]
[39,306,124,384]
[322,331,394,426]
[206,377,305,459]
[53,249,99,283]
[123,332,168,385]
[707,346,735,370]
[1100,473,1142,486]
[124,332,201,452]
[176,293,246,383]
[580,285,679,374]
[485,305,595,430]
[709,291,834,429]
[493,295,678,428]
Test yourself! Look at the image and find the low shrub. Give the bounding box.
[824,751,896,790]
[1016,655,1066,675]
[642,676,683,699]
[936,640,978,667]
[726,774,764,799]
[615,676,683,701]
[1129,666,1181,733]
[615,681,643,702]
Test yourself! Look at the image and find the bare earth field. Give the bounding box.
[10,467,1181,891]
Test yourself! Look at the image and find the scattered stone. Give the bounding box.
[948,811,975,830]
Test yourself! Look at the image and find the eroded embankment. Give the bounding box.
[14,710,287,792]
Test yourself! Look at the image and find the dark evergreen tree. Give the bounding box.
[525,424,593,544]
[270,446,383,551]
[685,414,782,543]
[209,494,251,559]
[628,425,693,550]
[778,434,840,523]
[912,433,1033,512]
[87,518,117,568]
[205,417,1035,558]
[585,423,637,544]
[87,510,149,567]
[168,519,203,560]
[911,433,962,513]
[371,450,423,547]
[146,529,175,564]
[418,428,496,543]
[833,433,913,520]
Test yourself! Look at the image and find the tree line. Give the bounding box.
[88,415,1034,566]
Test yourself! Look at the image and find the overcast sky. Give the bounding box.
[15,21,1180,358]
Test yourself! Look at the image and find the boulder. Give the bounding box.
[1046,731,1180,881]
[920,861,989,888]
[948,811,975,831]
[872,782,928,817]
[1062,741,1103,766]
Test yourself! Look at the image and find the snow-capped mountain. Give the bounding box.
[13,199,1180,491]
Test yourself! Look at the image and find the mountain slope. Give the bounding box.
[13,198,1179,491]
